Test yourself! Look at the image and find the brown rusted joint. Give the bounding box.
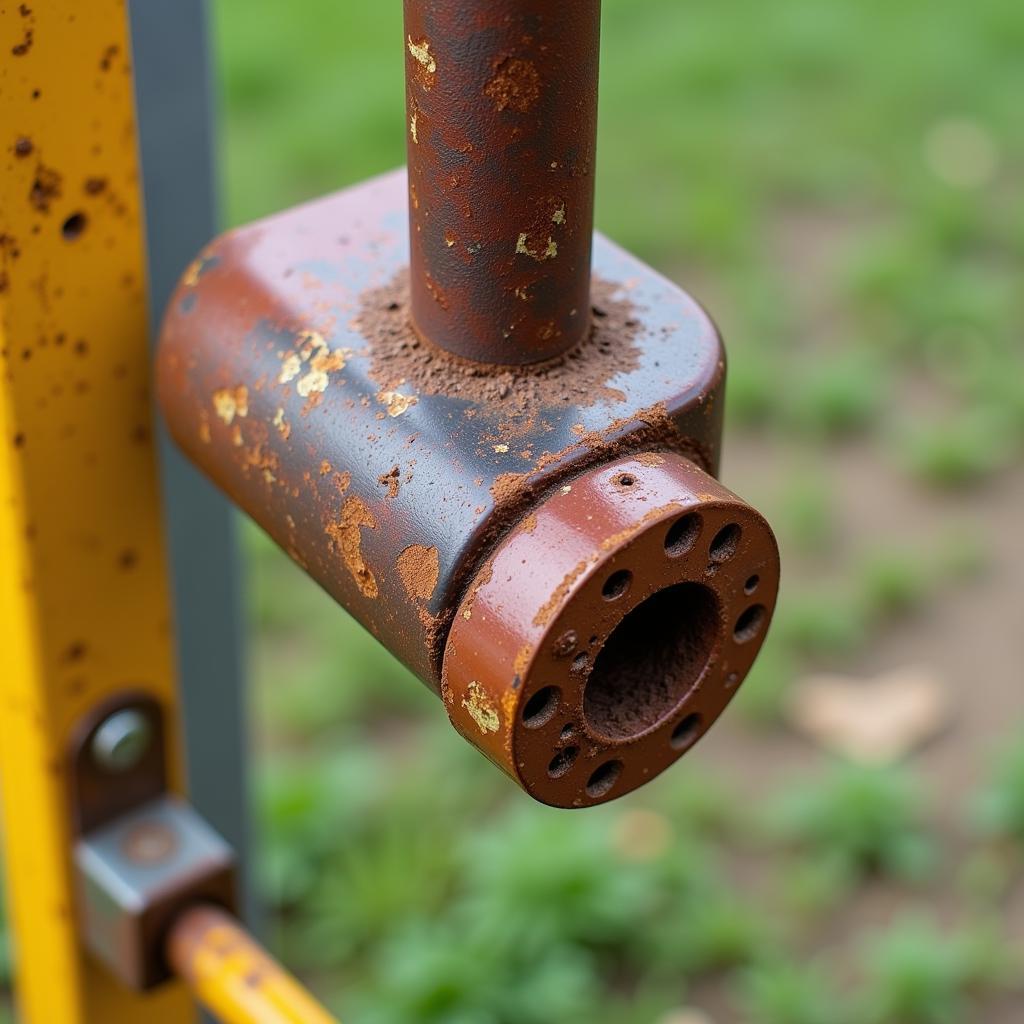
[443,453,777,807]
[404,0,600,365]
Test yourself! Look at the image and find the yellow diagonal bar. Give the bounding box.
[168,906,340,1024]
[0,2,191,1021]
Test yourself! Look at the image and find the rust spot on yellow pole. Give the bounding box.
[167,905,339,1024]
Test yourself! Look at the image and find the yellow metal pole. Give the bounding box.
[0,2,190,1020]
[167,906,340,1024]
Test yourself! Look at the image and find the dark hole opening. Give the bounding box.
[670,712,703,750]
[584,582,719,740]
[61,212,87,241]
[522,685,560,728]
[665,513,701,557]
[602,569,632,601]
[733,604,766,644]
[585,759,623,798]
[744,574,760,594]
[548,746,578,778]
[709,523,741,563]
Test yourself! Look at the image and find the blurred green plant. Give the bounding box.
[768,761,935,882]
[971,732,1024,844]
[856,914,1014,1024]
[737,958,847,1024]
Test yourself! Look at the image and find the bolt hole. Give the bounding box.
[602,569,632,601]
[733,604,767,644]
[709,523,741,563]
[61,212,87,241]
[585,759,623,799]
[592,305,607,318]
[522,685,560,729]
[744,574,760,595]
[670,713,703,751]
[386,301,400,311]
[613,472,635,488]
[665,513,701,557]
[560,723,576,741]
[571,652,590,674]
[548,746,579,778]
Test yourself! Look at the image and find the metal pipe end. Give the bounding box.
[442,452,779,807]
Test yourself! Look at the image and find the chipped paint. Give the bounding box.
[515,233,558,261]
[377,390,418,417]
[552,203,566,225]
[212,385,248,425]
[297,368,329,397]
[407,36,436,73]
[272,407,290,439]
[278,352,301,384]
[493,443,509,453]
[462,681,499,734]
[325,497,378,599]
[397,544,440,602]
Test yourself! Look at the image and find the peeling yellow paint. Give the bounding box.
[493,443,509,453]
[297,368,329,397]
[279,352,302,384]
[280,333,349,395]
[212,385,248,425]
[552,203,566,225]
[515,233,558,261]
[462,681,499,734]
[272,407,291,439]
[410,111,419,143]
[407,36,437,73]
[378,390,418,417]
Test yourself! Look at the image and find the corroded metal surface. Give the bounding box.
[75,796,236,990]
[443,453,778,807]
[167,905,338,1024]
[156,169,778,806]
[404,0,600,364]
[158,169,725,687]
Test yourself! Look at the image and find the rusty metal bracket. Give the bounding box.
[67,694,237,991]
[156,0,781,810]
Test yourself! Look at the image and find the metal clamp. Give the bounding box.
[68,693,237,990]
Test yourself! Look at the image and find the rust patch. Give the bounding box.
[212,385,248,425]
[359,272,642,419]
[29,165,62,212]
[377,464,400,498]
[325,497,378,598]
[397,543,440,602]
[484,56,541,113]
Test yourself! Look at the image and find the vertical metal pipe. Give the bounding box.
[404,0,601,365]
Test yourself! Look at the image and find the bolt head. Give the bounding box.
[91,708,152,773]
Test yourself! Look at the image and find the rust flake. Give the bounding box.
[397,544,440,602]
[325,497,378,598]
[212,385,248,425]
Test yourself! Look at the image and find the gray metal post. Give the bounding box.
[127,0,253,939]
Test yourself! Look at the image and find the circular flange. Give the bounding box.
[441,452,780,807]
